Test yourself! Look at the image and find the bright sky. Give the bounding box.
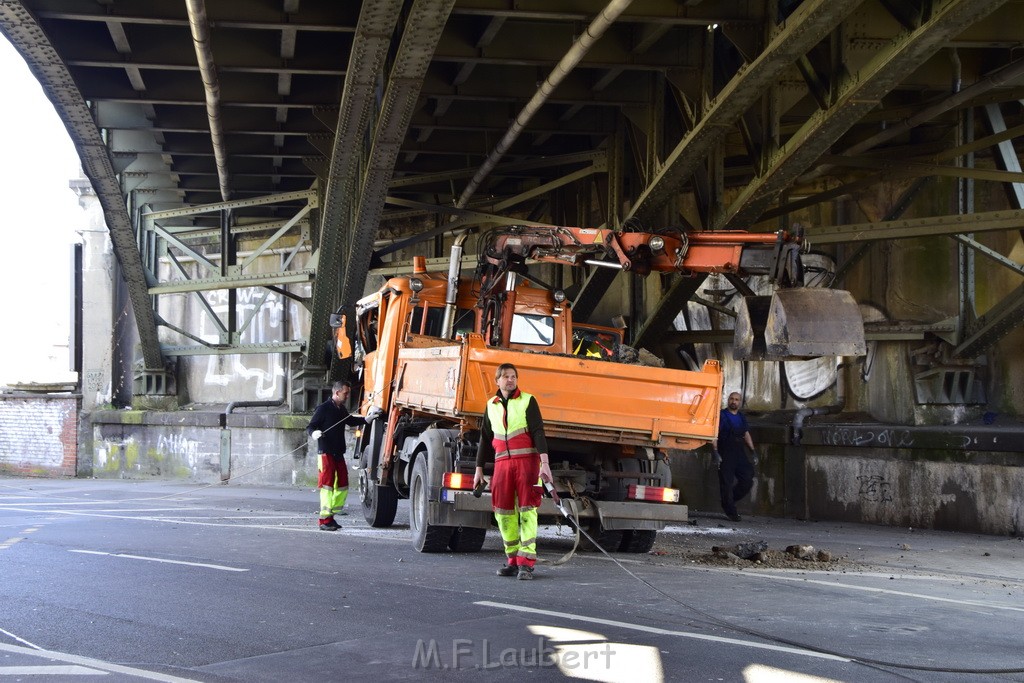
[0,37,86,385]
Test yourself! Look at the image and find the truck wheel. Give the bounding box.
[448,526,487,552]
[409,456,454,552]
[618,529,657,553]
[583,520,623,553]
[359,446,397,528]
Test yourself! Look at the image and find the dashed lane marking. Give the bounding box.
[0,537,23,551]
[0,525,42,551]
[69,550,248,572]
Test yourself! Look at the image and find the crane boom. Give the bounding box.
[476,225,865,360]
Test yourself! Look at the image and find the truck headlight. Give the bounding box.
[648,236,665,253]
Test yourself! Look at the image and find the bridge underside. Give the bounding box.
[1,0,1023,411]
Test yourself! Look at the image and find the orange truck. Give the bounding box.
[333,225,863,553]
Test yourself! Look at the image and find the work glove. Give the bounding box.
[364,406,383,424]
[310,429,322,441]
[711,449,722,468]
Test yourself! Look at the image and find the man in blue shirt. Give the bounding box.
[712,392,756,523]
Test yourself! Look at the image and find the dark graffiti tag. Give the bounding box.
[857,475,893,503]
[822,427,914,448]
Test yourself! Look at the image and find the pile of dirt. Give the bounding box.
[649,539,857,571]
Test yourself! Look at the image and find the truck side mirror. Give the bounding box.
[333,314,353,360]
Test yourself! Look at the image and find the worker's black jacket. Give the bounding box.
[307,399,363,456]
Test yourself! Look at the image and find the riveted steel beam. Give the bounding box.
[304,0,405,376]
[332,0,458,371]
[720,0,1011,230]
[148,270,315,295]
[807,209,1024,244]
[0,2,165,371]
[627,0,863,227]
[955,281,1024,358]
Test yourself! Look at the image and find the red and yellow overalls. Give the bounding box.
[486,390,542,568]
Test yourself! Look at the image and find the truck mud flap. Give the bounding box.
[453,492,686,528]
[734,288,866,361]
[428,500,490,528]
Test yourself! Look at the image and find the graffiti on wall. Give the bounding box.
[823,427,915,448]
[197,287,294,400]
[857,474,893,503]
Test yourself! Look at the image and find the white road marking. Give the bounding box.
[0,643,201,682]
[0,627,41,650]
[475,600,848,662]
[69,549,248,572]
[0,664,107,675]
[0,538,22,551]
[728,569,1024,613]
[0,506,417,540]
[0,525,44,549]
[0,501,191,507]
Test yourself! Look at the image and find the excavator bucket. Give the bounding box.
[734,289,866,361]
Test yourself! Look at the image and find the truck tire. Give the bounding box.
[359,446,397,528]
[409,455,454,552]
[448,526,487,552]
[618,529,657,553]
[583,520,623,553]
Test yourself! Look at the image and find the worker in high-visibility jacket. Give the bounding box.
[474,363,553,580]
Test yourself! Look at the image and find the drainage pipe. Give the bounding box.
[186,0,231,202]
[455,0,634,209]
[791,358,848,445]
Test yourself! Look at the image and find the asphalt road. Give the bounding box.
[1,477,1022,682]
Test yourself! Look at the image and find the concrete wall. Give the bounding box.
[86,409,326,487]
[0,394,79,477]
[671,424,1024,537]
[75,182,116,411]
[804,451,1024,536]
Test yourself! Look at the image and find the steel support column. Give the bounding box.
[302,0,405,396]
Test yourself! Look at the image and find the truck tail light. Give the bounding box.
[627,484,680,503]
[443,472,474,490]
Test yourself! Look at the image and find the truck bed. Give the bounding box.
[393,333,722,450]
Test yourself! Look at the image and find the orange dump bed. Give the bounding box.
[394,334,722,450]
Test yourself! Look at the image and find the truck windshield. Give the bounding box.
[510,314,554,346]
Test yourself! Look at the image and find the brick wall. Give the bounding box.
[0,394,79,477]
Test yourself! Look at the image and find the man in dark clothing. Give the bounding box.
[307,380,365,530]
[712,392,756,523]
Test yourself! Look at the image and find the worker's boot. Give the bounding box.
[516,566,534,580]
[496,563,518,577]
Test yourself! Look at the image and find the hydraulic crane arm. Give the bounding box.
[479,225,806,283]
[477,225,865,361]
